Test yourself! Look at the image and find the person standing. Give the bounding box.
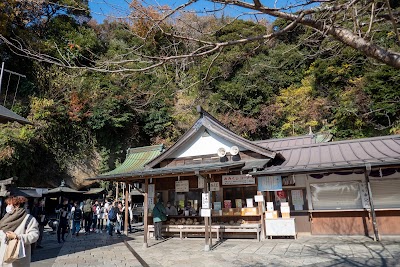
[0,196,39,267]
[32,199,47,248]
[82,199,92,235]
[104,199,110,232]
[91,201,99,232]
[107,202,118,236]
[152,196,167,240]
[71,202,82,237]
[97,202,105,232]
[56,198,70,243]
[115,202,122,236]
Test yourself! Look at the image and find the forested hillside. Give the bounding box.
[0,0,399,187]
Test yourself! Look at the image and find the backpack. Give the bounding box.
[73,209,82,221]
[108,207,117,222]
[83,203,92,213]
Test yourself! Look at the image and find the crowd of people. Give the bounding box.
[53,198,134,243]
[0,195,136,266]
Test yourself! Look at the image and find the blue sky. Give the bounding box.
[89,0,258,23]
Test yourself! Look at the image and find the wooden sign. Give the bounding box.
[222,174,255,185]
[202,193,210,209]
[210,182,220,191]
[198,176,205,189]
[175,180,189,192]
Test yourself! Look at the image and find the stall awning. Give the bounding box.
[102,144,164,176]
[94,161,245,181]
[251,135,400,176]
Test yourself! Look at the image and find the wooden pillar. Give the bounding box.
[143,178,149,248]
[257,191,266,240]
[364,170,380,241]
[203,176,210,251]
[116,182,119,200]
[124,182,129,235]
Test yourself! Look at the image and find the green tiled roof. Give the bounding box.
[102,144,164,176]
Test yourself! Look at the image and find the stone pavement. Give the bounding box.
[32,228,400,267]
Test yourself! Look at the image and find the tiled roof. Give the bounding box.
[254,133,332,150]
[102,145,164,176]
[0,105,31,124]
[251,135,400,176]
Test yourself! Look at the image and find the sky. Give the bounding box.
[88,0,260,23]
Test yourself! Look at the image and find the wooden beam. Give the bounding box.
[143,178,149,248]
[257,191,266,240]
[116,182,119,200]
[203,175,210,251]
[124,182,129,235]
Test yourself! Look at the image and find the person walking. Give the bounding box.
[31,199,47,249]
[56,198,70,243]
[82,199,92,235]
[0,196,39,267]
[152,195,167,240]
[71,202,82,237]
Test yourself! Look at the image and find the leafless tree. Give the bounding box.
[1,0,399,71]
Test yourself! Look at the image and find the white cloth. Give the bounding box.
[0,214,39,267]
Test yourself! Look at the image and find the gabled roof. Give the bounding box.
[251,135,400,176]
[45,186,83,194]
[0,105,31,125]
[146,106,277,168]
[94,161,245,181]
[254,133,332,150]
[102,144,164,176]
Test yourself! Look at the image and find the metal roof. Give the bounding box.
[102,144,164,176]
[0,105,31,125]
[251,135,400,176]
[242,159,271,171]
[254,133,332,150]
[95,161,245,181]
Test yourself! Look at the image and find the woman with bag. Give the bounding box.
[0,196,39,267]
